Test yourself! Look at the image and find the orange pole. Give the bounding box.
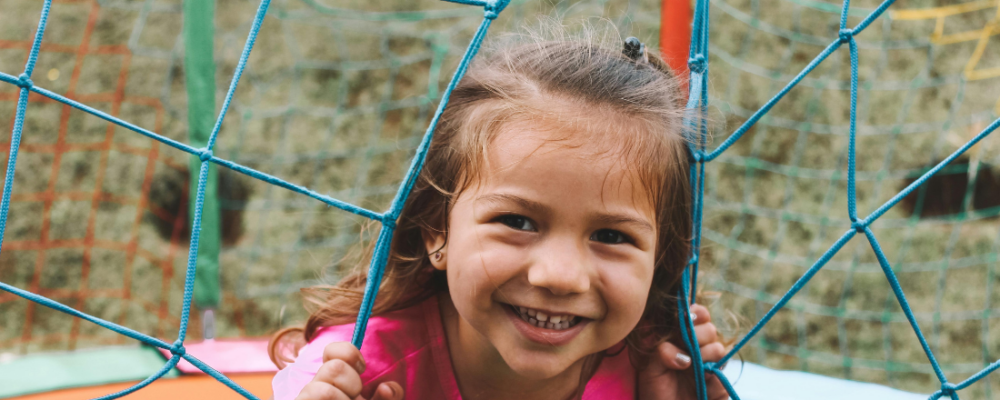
[660,0,693,77]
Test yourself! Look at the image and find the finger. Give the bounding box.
[694,322,718,346]
[689,304,711,324]
[295,381,352,400]
[370,382,404,400]
[322,342,366,374]
[699,342,726,363]
[313,359,363,398]
[656,341,693,370]
[706,372,729,400]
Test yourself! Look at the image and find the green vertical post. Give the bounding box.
[184,0,221,311]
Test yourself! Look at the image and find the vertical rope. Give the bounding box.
[350,0,509,349]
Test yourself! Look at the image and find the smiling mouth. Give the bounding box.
[507,304,583,331]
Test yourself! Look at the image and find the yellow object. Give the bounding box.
[891,0,1000,113]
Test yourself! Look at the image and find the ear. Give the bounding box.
[421,227,448,271]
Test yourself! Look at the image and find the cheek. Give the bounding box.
[600,266,654,329]
[445,226,525,301]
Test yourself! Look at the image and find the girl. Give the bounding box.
[269,25,729,400]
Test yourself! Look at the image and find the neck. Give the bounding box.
[437,293,585,400]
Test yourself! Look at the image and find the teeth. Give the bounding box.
[511,305,581,331]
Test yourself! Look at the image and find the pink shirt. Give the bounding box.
[272,295,635,399]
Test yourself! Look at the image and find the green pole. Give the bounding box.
[183,0,221,312]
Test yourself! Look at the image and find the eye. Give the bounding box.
[496,215,536,231]
[590,229,630,244]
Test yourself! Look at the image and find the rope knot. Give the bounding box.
[16,73,33,89]
[382,216,397,229]
[483,0,508,20]
[838,29,853,44]
[688,55,706,74]
[197,148,213,162]
[690,150,704,163]
[689,254,699,265]
[170,340,186,356]
[940,382,957,396]
[851,220,866,233]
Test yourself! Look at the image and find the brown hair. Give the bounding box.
[269,22,693,389]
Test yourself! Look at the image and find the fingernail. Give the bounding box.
[675,352,692,367]
[356,359,366,374]
[690,311,697,322]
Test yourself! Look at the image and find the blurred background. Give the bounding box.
[0,0,999,398]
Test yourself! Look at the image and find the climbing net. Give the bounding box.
[2,0,1000,400]
[0,0,655,355]
[0,0,510,397]
[679,0,1000,397]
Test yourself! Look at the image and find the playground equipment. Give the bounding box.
[2,0,1000,398]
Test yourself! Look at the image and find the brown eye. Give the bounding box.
[497,215,536,231]
[591,229,630,244]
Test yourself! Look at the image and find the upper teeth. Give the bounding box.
[514,305,579,330]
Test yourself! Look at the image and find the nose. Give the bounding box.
[526,237,591,296]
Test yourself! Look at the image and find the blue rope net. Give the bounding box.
[0,1,657,352]
[0,0,509,398]
[1,0,1000,400]
[679,0,1000,398]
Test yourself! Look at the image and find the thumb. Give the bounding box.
[369,382,404,400]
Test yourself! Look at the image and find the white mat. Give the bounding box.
[721,362,928,400]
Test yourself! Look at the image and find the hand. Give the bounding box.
[637,304,729,400]
[294,342,404,400]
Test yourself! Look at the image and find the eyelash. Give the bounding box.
[590,229,632,245]
[495,214,536,231]
[493,215,632,245]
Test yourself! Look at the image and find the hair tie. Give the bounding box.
[623,37,645,61]
[623,36,674,77]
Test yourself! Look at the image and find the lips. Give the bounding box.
[504,304,589,346]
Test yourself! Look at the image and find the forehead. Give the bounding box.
[476,114,657,215]
[488,95,651,161]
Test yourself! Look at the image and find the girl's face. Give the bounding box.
[431,116,659,379]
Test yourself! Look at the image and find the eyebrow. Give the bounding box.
[594,214,655,234]
[475,193,655,233]
[475,193,552,215]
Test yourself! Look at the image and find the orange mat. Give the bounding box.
[14,373,274,400]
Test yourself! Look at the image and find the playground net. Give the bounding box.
[0,0,658,354]
[2,0,1000,399]
[693,0,1000,397]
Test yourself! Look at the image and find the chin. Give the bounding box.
[497,345,583,380]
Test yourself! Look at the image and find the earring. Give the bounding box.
[432,252,442,261]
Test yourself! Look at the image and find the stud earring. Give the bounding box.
[432,252,442,261]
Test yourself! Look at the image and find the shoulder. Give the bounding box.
[301,302,435,371]
[583,346,637,399]
[271,299,439,400]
